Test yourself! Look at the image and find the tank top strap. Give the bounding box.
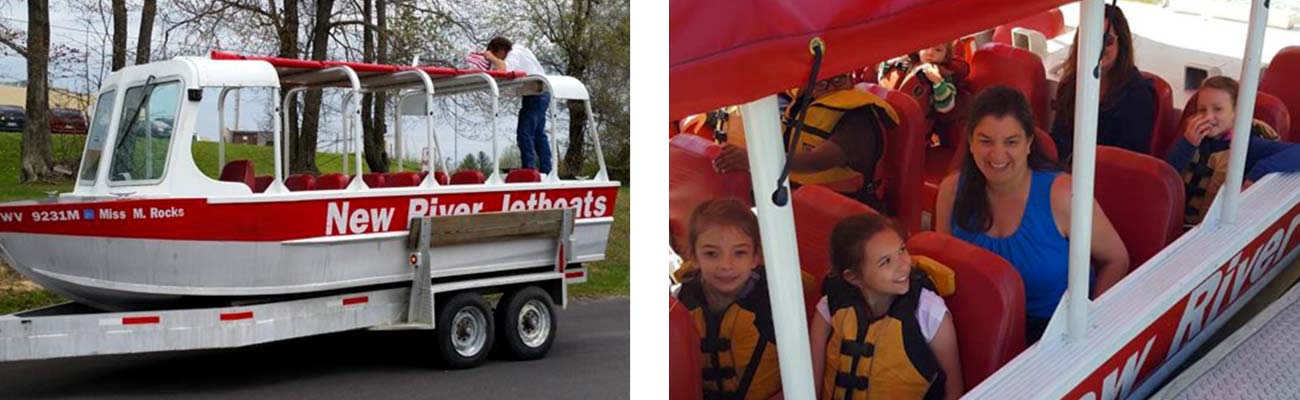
[1023,170,1065,240]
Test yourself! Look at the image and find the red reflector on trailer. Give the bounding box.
[122,316,160,325]
[342,296,369,306]
[566,271,584,279]
[220,311,254,321]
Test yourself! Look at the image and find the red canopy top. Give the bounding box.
[669,0,1071,120]
[210,50,526,88]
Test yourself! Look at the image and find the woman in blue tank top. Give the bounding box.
[935,87,1129,344]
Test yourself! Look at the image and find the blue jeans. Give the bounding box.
[518,93,552,173]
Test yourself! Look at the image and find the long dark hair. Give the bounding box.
[954,87,1059,233]
[1055,4,1137,128]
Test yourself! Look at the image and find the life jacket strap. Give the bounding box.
[836,373,871,390]
[700,337,731,353]
[703,390,741,400]
[702,366,737,381]
[839,340,875,358]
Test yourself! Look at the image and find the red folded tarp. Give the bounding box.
[669,0,1072,119]
[210,50,526,85]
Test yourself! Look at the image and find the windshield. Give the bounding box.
[108,81,181,183]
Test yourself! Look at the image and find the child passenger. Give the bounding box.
[1166,76,1300,227]
[810,214,963,400]
[673,199,783,400]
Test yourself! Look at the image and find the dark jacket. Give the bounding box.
[1052,69,1157,160]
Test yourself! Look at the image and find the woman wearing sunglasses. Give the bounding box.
[1051,4,1156,161]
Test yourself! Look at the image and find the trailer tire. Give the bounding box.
[437,292,494,369]
[495,286,557,360]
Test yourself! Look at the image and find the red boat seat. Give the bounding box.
[1143,72,1177,158]
[860,83,928,234]
[968,43,1050,130]
[285,173,316,191]
[668,134,752,256]
[362,173,386,188]
[385,172,421,187]
[253,175,274,193]
[669,296,703,400]
[1174,91,1294,153]
[450,170,485,185]
[907,231,1025,391]
[315,173,349,190]
[792,185,878,321]
[434,171,450,185]
[1094,146,1184,269]
[1261,46,1300,144]
[218,160,256,191]
[506,168,542,183]
[992,8,1066,44]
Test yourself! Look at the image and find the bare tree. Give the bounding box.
[23,0,54,183]
[112,0,126,70]
[135,0,157,64]
[296,0,338,174]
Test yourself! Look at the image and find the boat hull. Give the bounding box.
[0,184,619,310]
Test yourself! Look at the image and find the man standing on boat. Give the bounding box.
[482,37,552,174]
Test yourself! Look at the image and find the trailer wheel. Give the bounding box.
[437,292,494,368]
[495,286,557,360]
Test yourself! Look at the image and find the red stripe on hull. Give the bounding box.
[342,296,369,306]
[220,311,254,321]
[122,316,161,325]
[0,187,618,242]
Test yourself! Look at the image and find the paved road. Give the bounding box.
[0,298,629,399]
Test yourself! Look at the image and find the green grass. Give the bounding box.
[570,185,630,298]
[0,289,64,315]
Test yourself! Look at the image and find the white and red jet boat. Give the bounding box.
[0,51,619,311]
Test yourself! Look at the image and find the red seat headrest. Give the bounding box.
[969,43,1049,130]
[285,173,316,191]
[992,8,1066,44]
[668,134,752,255]
[218,160,256,190]
[315,173,349,190]
[907,231,1026,391]
[1261,46,1300,143]
[253,175,273,193]
[362,173,386,188]
[669,296,703,400]
[1143,72,1177,158]
[506,168,543,183]
[450,170,485,185]
[860,83,928,234]
[1094,146,1184,268]
[385,172,421,188]
[434,171,450,185]
[792,185,878,321]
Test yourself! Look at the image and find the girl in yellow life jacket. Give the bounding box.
[673,199,783,400]
[810,214,963,400]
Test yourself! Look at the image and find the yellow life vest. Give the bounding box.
[676,268,782,400]
[820,270,945,400]
[1182,120,1280,226]
[785,89,899,194]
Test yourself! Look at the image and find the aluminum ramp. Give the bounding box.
[1153,280,1300,399]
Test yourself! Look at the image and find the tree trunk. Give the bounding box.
[561,100,588,178]
[134,0,156,65]
[111,0,126,70]
[22,0,53,183]
[365,0,389,173]
[559,0,596,178]
[296,0,335,175]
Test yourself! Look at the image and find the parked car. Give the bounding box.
[50,108,88,134]
[0,105,24,132]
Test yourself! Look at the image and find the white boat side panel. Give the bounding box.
[0,220,609,304]
[967,173,1300,399]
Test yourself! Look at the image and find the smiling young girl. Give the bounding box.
[811,214,963,400]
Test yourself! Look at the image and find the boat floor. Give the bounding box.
[1151,256,1300,398]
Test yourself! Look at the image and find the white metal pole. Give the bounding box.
[1221,0,1270,224]
[739,95,814,399]
[266,89,287,193]
[1067,0,1105,341]
[584,100,609,182]
[217,88,230,168]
